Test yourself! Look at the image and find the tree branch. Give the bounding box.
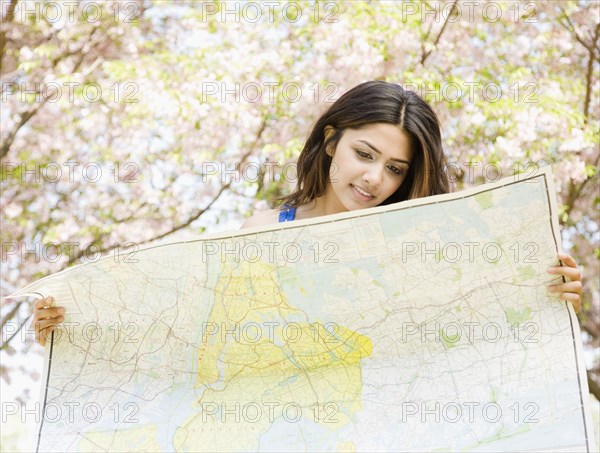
[420,0,457,66]
[0,311,29,352]
[564,148,600,222]
[558,6,592,51]
[0,299,24,333]
[128,116,269,245]
[0,0,18,72]
[64,116,270,265]
[0,102,45,160]
[557,4,599,122]
[1,28,104,161]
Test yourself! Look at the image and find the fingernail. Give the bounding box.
[58,308,65,314]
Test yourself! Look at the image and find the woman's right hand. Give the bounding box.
[31,296,65,346]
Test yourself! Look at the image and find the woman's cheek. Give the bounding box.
[329,161,340,183]
[385,178,403,198]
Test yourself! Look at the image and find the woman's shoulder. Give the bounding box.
[239,208,281,229]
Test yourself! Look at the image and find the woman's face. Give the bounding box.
[323,123,413,211]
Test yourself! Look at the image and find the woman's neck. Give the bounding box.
[297,187,348,220]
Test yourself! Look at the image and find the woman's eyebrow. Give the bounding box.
[357,140,411,165]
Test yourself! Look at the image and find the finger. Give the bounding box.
[34,296,54,310]
[557,253,578,268]
[557,292,581,314]
[33,307,65,322]
[547,266,581,281]
[33,317,64,333]
[548,281,582,295]
[36,326,56,346]
[34,298,49,310]
[33,307,52,322]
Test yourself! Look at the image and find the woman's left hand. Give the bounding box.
[547,253,583,314]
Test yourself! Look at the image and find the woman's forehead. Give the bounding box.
[342,124,413,161]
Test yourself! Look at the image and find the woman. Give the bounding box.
[33,81,583,345]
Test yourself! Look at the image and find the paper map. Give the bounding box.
[9,166,596,452]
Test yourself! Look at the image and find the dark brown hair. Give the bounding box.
[275,80,450,208]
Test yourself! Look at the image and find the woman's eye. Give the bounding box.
[389,166,403,175]
[355,149,372,160]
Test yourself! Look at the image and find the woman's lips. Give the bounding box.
[351,184,374,201]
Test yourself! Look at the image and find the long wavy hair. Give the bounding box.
[275,80,450,208]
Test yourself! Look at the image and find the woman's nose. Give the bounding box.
[363,165,384,187]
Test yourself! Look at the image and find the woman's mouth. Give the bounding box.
[351,184,375,201]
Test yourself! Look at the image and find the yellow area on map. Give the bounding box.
[337,441,357,452]
[174,259,372,451]
[78,424,161,451]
